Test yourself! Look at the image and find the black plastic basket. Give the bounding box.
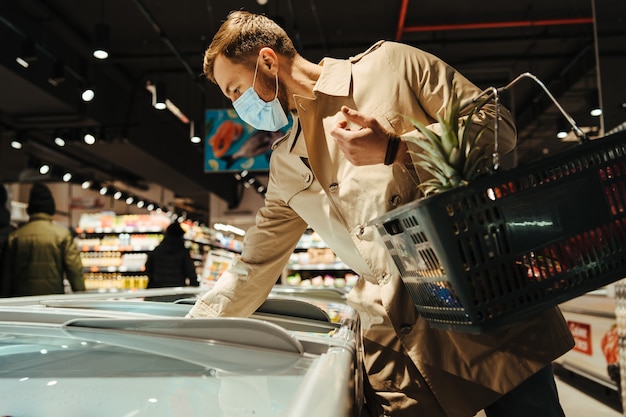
[372,129,626,333]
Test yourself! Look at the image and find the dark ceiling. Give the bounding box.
[0,0,624,223]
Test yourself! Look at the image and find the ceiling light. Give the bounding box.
[154,82,167,110]
[54,136,66,147]
[83,133,96,145]
[16,39,37,68]
[136,200,145,208]
[125,196,134,205]
[81,180,91,189]
[587,89,602,117]
[92,23,110,60]
[39,164,50,175]
[113,191,123,200]
[146,203,155,211]
[81,86,95,102]
[10,140,23,150]
[190,120,202,143]
[99,186,108,195]
[145,82,189,123]
[62,172,73,182]
[555,117,570,140]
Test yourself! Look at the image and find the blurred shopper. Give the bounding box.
[145,222,198,288]
[1,182,85,297]
[187,11,573,417]
[0,184,15,286]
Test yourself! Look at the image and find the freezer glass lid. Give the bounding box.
[0,326,315,417]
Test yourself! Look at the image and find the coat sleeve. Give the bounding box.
[62,232,86,292]
[187,195,308,318]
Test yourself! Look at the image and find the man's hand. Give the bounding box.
[331,106,404,166]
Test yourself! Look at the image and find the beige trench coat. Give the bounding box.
[188,41,574,417]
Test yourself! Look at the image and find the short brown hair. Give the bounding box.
[203,11,297,83]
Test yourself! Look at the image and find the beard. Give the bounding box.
[257,71,290,114]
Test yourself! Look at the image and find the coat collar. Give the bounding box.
[312,40,386,97]
[313,58,352,97]
[271,114,306,157]
[279,58,352,158]
[29,213,53,222]
[280,40,387,157]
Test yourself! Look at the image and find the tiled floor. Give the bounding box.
[474,371,622,417]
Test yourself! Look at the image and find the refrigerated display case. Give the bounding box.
[0,287,363,417]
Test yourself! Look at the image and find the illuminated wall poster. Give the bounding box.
[203,108,292,172]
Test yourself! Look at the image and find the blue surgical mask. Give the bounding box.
[232,57,289,131]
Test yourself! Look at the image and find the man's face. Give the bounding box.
[213,55,274,102]
[213,53,290,113]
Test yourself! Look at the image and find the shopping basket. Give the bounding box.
[372,123,626,333]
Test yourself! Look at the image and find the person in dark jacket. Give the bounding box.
[1,182,85,297]
[0,184,16,287]
[0,184,14,252]
[145,222,199,288]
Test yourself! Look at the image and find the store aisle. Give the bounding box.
[473,373,622,417]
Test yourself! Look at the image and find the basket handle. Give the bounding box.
[465,86,502,171]
[460,72,590,170]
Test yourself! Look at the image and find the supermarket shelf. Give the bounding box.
[83,266,146,273]
[288,262,352,271]
[80,246,158,252]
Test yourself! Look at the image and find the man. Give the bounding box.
[187,11,574,417]
[1,182,85,296]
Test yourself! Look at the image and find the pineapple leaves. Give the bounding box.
[402,86,493,196]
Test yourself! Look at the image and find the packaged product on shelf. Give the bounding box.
[121,253,148,270]
[83,272,148,291]
[78,212,171,233]
[286,273,302,286]
[307,248,335,264]
[201,249,236,285]
[323,274,335,287]
[311,275,324,287]
[345,273,359,287]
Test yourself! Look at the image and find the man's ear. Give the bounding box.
[258,47,279,75]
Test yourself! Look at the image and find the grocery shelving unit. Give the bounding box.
[75,213,171,291]
[74,213,244,291]
[283,229,359,289]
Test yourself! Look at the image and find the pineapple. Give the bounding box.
[406,93,560,283]
[404,91,492,196]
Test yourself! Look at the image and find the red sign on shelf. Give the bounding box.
[568,320,592,355]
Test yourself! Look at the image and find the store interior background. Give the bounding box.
[0,0,624,230]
